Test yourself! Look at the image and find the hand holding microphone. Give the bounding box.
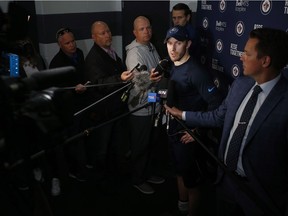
[164,104,183,120]
[121,63,145,102]
[75,81,91,94]
[121,64,138,82]
[150,59,170,82]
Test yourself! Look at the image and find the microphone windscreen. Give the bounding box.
[132,70,151,91]
[138,65,147,72]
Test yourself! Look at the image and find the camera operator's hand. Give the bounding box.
[164,104,183,120]
[75,83,87,94]
[150,68,162,83]
[121,70,134,82]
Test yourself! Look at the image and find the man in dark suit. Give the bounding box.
[48,27,89,195]
[84,21,133,184]
[165,28,288,216]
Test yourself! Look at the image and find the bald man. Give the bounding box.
[84,21,132,184]
[125,16,166,195]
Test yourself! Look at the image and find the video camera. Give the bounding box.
[0,66,77,169]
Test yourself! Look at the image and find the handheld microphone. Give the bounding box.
[136,64,147,72]
[166,112,170,131]
[154,59,169,76]
[128,63,140,74]
[121,64,147,102]
[121,82,134,102]
[166,79,176,131]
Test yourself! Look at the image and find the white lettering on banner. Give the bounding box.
[201,0,212,10]
[236,0,249,7]
[230,43,243,57]
[216,20,227,31]
[254,24,263,29]
[230,49,243,57]
[212,58,224,72]
[285,7,288,14]
[235,0,249,12]
[230,43,238,50]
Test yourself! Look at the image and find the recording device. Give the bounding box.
[0,66,77,154]
[154,59,170,77]
[9,66,77,92]
[0,53,20,77]
[121,64,148,102]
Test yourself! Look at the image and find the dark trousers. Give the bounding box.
[129,114,156,185]
[86,116,130,179]
[216,174,269,216]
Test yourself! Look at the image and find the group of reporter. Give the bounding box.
[13,2,288,216]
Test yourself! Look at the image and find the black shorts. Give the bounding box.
[169,134,203,188]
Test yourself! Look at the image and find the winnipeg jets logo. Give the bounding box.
[235,21,245,37]
[260,0,272,15]
[232,64,240,77]
[216,39,224,53]
[219,0,227,13]
[202,17,209,29]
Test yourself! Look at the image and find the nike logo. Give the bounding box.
[208,86,216,93]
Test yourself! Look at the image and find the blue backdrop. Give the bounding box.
[195,0,288,82]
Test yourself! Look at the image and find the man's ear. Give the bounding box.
[133,29,137,38]
[262,56,271,68]
[186,14,191,23]
[186,40,192,49]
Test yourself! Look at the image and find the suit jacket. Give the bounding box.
[186,75,288,214]
[84,43,128,121]
[49,48,85,85]
[49,48,88,114]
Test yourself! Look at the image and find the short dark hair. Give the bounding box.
[172,3,192,17]
[250,28,288,71]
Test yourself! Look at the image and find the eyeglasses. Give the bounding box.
[56,27,71,40]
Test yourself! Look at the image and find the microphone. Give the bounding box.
[121,64,146,102]
[166,79,176,131]
[166,112,170,131]
[136,64,148,72]
[154,59,169,76]
[9,66,76,92]
[132,65,152,92]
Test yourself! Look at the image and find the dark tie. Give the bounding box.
[226,85,262,171]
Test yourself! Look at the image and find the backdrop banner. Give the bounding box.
[195,0,288,81]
